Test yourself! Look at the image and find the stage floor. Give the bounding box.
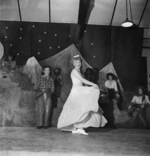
[0,127,149,156]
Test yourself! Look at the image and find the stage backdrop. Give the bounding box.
[0,21,143,91]
[79,25,143,91]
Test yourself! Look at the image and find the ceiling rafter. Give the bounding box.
[17,0,22,21]
[110,0,118,26]
[138,0,149,27]
[78,0,95,40]
[0,0,149,28]
[49,0,51,23]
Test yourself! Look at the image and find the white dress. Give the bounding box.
[57,69,107,131]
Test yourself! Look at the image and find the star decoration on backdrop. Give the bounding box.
[3,23,83,60]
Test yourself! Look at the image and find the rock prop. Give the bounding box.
[0,64,36,127]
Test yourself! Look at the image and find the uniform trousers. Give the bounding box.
[36,89,52,127]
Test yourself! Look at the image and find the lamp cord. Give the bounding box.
[129,0,133,21]
[126,0,128,19]
[126,0,133,21]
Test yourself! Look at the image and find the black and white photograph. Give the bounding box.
[0,0,150,156]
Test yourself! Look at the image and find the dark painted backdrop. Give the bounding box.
[0,21,143,91]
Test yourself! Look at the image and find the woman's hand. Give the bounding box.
[116,93,120,98]
[128,105,131,109]
[141,104,145,109]
[44,93,47,101]
[93,84,99,89]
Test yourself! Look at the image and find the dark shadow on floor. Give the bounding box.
[86,127,117,133]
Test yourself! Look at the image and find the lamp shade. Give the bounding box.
[122,18,133,27]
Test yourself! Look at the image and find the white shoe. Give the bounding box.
[77,129,89,135]
[72,129,80,134]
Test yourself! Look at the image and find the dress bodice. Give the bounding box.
[71,69,83,86]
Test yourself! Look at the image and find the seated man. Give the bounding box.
[128,86,150,129]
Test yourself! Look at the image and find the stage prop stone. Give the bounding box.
[112,92,150,128]
[0,65,63,127]
[23,56,42,85]
[0,70,37,127]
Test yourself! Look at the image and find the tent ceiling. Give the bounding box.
[0,0,149,28]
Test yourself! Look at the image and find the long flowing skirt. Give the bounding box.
[57,86,107,131]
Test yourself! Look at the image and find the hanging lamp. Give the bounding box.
[122,0,133,27]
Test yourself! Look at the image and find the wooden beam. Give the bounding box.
[17,0,22,21]
[49,0,51,23]
[110,0,118,26]
[138,0,149,27]
[78,0,95,40]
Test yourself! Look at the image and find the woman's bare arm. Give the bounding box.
[72,69,98,88]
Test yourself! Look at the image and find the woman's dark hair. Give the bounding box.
[106,73,117,80]
[136,86,144,93]
[53,67,61,75]
[41,65,52,76]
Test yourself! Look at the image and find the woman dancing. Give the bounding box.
[57,55,107,135]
